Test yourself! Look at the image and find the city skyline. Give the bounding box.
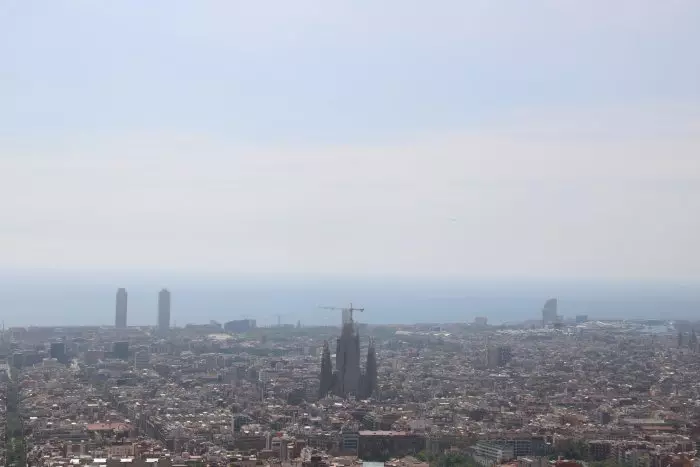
[0,275,699,328]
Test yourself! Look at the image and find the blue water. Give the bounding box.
[0,272,698,327]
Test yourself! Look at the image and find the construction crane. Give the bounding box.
[319,303,365,324]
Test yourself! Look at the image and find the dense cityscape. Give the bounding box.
[3,1,697,467]
[2,289,699,467]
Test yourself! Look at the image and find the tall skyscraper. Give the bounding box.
[542,298,558,325]
[115,288,128,329]
[487,345,512,368]
[50,342,66,362]
[158,289,171,332]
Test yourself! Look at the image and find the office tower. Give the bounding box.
[113,341,129,360]
[690,331,698,352]
[474,316,488,327]
[542,298,558,325]
[487,345,512,368]
[134,349,151,369]
[115,288,128,329]
[158,289,171,332]
[50,342,66,362]
[11,352,24,368]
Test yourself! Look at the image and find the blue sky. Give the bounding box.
[1,1,699,279]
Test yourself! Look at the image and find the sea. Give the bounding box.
[0,272,698,328]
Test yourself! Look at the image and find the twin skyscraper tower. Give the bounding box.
[115,288,171,332]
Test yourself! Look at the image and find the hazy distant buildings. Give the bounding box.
[678,331,699,352]
[542,298,558,326]
[134,349,151,369]
[49,342,66,363]
[474,316,488,327]
[158,289,171,332]
[691,331,698,352]
[487,345,512,368]
[224,319,256,333]
[113,341,129,360]
[115,288,128,329]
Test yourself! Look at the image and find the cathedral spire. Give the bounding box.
[319,340,334,398]
[335,322,361,397]
[363,337,378,399]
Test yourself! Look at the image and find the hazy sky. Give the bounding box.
[1,1,699,279]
